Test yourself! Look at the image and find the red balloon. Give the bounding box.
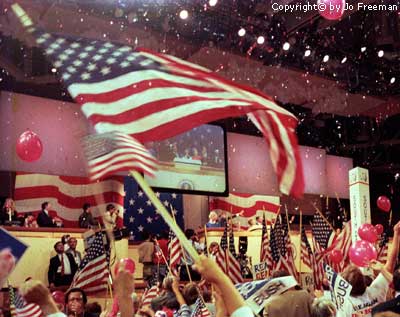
[114,258,135,275]
[329,250,343,264]
[358,223,378,243]
[377,196,391,212]
[51,291,64,304]
[317,0,346,20]
[349,240,377,267]
[375,224,384,235]
[16,130,43,162]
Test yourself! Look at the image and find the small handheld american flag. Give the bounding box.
[8,286,42,317]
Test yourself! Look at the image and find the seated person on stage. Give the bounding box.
[24,212,38,228]
[78,203,98,229]
[0,198,23,226]
[64,288,87,317]
[66,237,82,267]
[191,147,202,161]
[248,218,262,231]
[205,211,221,228]
[48,241,78,289]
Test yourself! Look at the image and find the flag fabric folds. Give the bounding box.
[168,229,182,276]
[141,285,160,307]
[70,232,110,294]
[190,298,211,317]
[82,132,158,180]
[14,172,124,227]
[24,26,304,197]
[8,286,42,317]
[260,214,273,274]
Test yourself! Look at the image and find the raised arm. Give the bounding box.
[385,221,400,274]
[194,255,252,316]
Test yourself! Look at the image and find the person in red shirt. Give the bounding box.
[153,231,169,281]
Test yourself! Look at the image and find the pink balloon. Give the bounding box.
[329,250,343,264]
[375,224,384,235]
[51,291,65,304]
[16,130,43,162]
[317,0,346,20]
[377,196,391,212]
[358,224,378,243]
[349,240,377,267]
[114,258,135,275]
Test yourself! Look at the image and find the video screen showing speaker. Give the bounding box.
[144,124,228,196]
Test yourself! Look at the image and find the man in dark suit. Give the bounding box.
[372,268,400,316]
[48,241,78,288]
[37,201,56,227]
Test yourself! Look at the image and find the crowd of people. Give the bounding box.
[0,198,123,230]
[3,202,400,317]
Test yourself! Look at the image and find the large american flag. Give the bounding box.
[70,232,110,294]
[8,286,42,317]
[123,177,184,241]
[82,132,158,181]
[22,24,304,197]
[190,298,211,317]
[14,172,124,227]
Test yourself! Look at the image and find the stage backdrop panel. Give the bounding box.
[0,91,91,176]
[228,132,353,197]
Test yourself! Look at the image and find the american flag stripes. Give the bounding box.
[82,132,158,180]
[141,285,160,307]
[215,225,228,273]
[300,226,313,269]
[8,286,42,317]
[260,213,271,269]
[23,24,304,197]
[190,298,211,317]
[70,232,110,294]
[14,172,124,227]
[227,222,243,284]
[168,229,182,276]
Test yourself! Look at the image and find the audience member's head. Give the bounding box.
[83,203,91,212]
[3,198,15,211]
[342,264,366,296]
[184,229,196,240]
[311,298,336,317]
[68,237,78,250]
[85,302,102,317]
[159,230,169,240]
[182,283,199,306]
[54,241,64,254]
[61,234,70,245]
[374,312,400,317]
[248,218,256,226]
[41,201,49,210]
[142,231,151,241]
[65,288,87,316]
[209,241,219,254]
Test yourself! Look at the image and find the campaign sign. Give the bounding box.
[235,276,297,314]
[325,264,352,312]
[0,228,27,260]
[253,261,268,280]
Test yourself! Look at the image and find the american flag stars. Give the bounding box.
[129,198,135,206]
